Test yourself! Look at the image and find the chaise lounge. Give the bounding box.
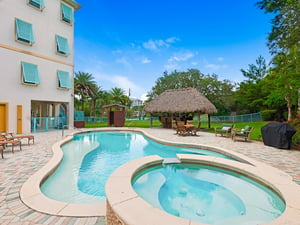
[232,125,253,142]
[4,133,34,145]
[214,123,234,137]
[0,135,22,154]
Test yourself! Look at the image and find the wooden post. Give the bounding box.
[208,114,211,128]
[150,113,153,128]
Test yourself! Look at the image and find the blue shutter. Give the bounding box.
[61,3,73,23]
[57,70,72,88]
[56,35,70,55]
[21,62,40,84]
[29,0,45,9]
[16,19,35,44]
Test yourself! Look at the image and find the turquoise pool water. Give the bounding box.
[41,131,233,203]
[132,163,285,225]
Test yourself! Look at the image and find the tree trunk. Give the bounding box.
[285,94,292,122]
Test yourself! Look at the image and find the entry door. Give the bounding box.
[0,104,7,132]
[17,105,22,134]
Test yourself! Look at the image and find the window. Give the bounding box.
[61,3,73,24]
[15,19,35,45]
[55,35,70,55]
[57,70,72,89]
[21,62,40,85]
[28,0,45,10]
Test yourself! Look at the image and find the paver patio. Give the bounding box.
[0,127,299,225]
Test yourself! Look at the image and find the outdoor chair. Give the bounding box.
[4,133,34,145]
[176,121,187,136]
[232,126,253,142]
[215,123,234,137]
[0,134,22,153]
[172,120,177,129]
[192,121,201,136]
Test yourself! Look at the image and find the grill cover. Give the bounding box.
[261,123,296,149]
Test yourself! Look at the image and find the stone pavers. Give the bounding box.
[0,128,299,225]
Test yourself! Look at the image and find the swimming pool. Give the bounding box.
[41,131,234,203]
[132,163,285,224]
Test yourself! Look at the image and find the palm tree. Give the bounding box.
[89,84,103,116]
[74,71,96,111]
[109,87,127,104]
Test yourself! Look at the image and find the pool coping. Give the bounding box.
[19,128,297,218]
[106,154,300,225]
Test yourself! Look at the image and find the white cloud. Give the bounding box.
[142,37,179,51]
[166,37,180,43]
[168,52,195,62]
[141,57,151,64]
[217,57,224,62]
[140,93,149,101]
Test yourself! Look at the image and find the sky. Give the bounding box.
[74,0,273,100]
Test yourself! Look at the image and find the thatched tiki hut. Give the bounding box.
[144,88,217,128]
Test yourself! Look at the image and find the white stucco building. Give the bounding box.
[0,0,80,133]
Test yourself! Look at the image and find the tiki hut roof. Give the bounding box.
[144,88,217,114]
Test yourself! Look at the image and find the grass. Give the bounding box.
[85,120,268,141]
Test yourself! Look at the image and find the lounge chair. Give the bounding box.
[215,123,234,137]
[5,133,34,145]
[0,135,22,153]
[232,126,253,142]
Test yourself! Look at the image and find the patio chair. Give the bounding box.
[176,121,187,136]
[232,126,253,142]
[192,121,201,136]
[0,134,22,153]
[214,123,234,137]
[5,133,34,145]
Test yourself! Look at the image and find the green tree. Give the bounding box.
[89,84,103,116]
[265,50,300,121]
[256,0,300,120]
[256,0,300,54]
[240,55,268,82]
[235,56,269,113]
[147,69,235,115]
[74,71,96,111]
[109,87,131,106]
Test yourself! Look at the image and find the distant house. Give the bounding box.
[0,0,80,133]
[131,97,143,107]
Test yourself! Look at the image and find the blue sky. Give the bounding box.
[74,0,272,100]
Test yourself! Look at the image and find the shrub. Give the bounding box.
[260,109,277,121]
[289,118,300,145]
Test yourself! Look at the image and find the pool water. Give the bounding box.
[132,163,285,225]
[41,131,233,203]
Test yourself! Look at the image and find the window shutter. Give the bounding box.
[56,35,70,55]
[61,3,73,23]
[21,62,40,84]
[16,19,35,43]
[29,0,45,9]
[57,70,72,88]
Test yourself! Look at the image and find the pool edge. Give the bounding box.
[19,128,297,218]
[106,154,300,225]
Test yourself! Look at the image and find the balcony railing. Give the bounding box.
[31,116,68,133]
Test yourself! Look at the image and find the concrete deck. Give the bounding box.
[0,127,299,225]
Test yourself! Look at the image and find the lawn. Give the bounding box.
[85,120,268,141]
